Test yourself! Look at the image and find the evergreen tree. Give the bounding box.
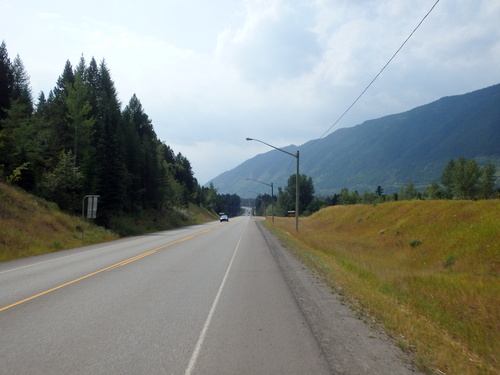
[122,94,160,210]
[11,54,33,115]
[203,183,219,213]
[279,173,314,213]
[66,72,95,167]
[80,57,101,194]
[84,57,100,112]
[0,41,13,120]
[0,100,28,180]
[75,55,86,77]
[35,91,48,117]
[93,60,127,220]
[39,150,83,212]
[174,152,196,206]
[45,60,75,161]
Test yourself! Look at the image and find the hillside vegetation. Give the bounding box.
[0,182,217,262]
[263,200,499,375]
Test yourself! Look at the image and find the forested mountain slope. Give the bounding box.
[210,84,500,196]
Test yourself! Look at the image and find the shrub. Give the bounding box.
[409,238,422,247]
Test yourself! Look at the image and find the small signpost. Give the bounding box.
[81,195,100,241]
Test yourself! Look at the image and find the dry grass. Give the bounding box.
[264,200,499,375]
[0,183,217,261]
[0,182,118,262]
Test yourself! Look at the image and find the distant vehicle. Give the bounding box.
[220,214,229,222]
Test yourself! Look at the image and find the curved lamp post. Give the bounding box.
[246,178,274,222]
[246,137,299,231]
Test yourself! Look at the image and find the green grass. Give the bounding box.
[264,200,499,375]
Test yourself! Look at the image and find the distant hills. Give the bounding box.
[208,84,500,196]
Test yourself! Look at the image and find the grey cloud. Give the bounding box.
[229,15,321,85]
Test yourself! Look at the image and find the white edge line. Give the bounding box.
[184,223,246,375]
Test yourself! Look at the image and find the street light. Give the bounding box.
[246,137,299,231]
[246,178,274,222]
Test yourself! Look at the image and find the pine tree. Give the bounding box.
[66,72,95,166]
[0,41,13,120]
[44,60,75,161]
[174,152,196,206]
[11,54,33,115]
[39,150,83,212]
[93,60,127,220]
[35,91,48,117]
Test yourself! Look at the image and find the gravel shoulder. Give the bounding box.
[257,220,421,375]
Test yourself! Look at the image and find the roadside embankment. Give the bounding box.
[0,182,217,262]
[263,200,499,375]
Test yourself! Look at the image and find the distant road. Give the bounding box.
[0,216,331,374]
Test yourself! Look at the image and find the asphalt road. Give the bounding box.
[0,216,332,374]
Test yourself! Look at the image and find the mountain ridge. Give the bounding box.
[209,84,500,196]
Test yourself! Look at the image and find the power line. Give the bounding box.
[307,0,441,149]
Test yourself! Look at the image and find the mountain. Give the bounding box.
[209,84,500,196]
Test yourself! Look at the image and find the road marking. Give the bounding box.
[0,224,224,313]
[0,222,225,275]
[184,221,246,375]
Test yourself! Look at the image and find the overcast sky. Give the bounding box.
[2,0,499,184]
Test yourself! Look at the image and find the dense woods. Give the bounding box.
[0,41,223,227]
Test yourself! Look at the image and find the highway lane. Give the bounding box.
[0,216,331,374]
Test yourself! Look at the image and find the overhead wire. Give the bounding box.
[306,0,441,150]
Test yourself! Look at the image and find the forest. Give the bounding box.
[0,41,239,229]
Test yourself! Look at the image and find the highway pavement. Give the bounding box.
[0,216,331,374]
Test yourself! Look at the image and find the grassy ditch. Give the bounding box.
[263,200,499,375]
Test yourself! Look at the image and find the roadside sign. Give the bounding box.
[83,195,100,219]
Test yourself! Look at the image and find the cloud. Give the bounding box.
[216,0,321,86]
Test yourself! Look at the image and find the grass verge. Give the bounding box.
[263,200,499,375]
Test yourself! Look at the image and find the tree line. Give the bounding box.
[251,157,497,217]
[0,41,224,226]
[325,157,497,207]
[251,173,315,217]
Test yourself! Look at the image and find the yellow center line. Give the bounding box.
[0,224,224,313]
